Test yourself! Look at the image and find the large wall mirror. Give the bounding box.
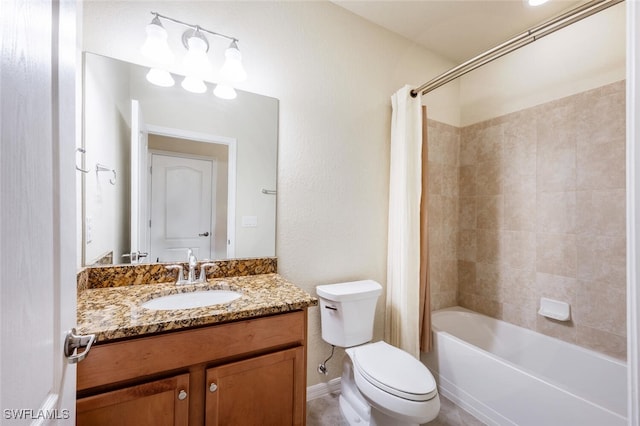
[80,52,278,266]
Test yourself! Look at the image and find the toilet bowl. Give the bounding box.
[316,280,440,426]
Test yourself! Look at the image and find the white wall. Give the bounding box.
[83,54,131,264]
[457,2,626,126]
[82,0,457,386]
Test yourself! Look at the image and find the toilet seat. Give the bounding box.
[351,341,437,402]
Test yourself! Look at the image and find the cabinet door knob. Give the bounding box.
[209,383,218,393]
[178,390,188,400]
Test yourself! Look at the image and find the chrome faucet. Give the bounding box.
[167,249,201,285]
[198,263,217,283]
[187,250,198,284]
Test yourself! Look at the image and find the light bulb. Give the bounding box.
[182,33,212,78]
[141,17,174,65]
[214,83,237,100]
[527,0,549,5]
[181,76,207,94]
[146,68,175,87]
[219,41,247,83]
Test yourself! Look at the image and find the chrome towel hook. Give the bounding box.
[96,163,117,185]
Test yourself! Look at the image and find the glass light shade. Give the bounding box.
[213,83,237,100]
[183,36,212,78]
[146,68,175,87]
[141,21,174,65]
[181,76,207,94]
[527,0,549,5]
[219,45,247,83]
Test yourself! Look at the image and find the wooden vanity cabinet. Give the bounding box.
[205,346,304,425]
[76,310,308,426]
[76,374,190,426]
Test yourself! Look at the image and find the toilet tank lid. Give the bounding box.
[316,280,382,302]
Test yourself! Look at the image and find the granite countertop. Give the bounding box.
[77,273,318,343]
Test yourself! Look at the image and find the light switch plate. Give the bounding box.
[241,215,258,227]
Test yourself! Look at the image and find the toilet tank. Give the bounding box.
[316,280,382,347]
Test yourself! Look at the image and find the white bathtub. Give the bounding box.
[421,307,627,426]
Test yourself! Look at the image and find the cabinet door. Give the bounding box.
[205,347,305,426]
[77,373,190,426]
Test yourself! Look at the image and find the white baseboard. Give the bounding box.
[306,378,341,401]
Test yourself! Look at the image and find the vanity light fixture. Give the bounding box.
[527,0,550,6]
[140,12,247,99]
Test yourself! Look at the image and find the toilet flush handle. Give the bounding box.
[325,305,337,311]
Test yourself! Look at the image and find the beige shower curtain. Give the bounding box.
[419,106,432,353]
[386,87,431,357]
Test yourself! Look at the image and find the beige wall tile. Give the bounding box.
[576,83,625,146]
[536,99,576,154]
[459,128,477,166]
[536,316,577,344]
[459,196,476,230]
[504,168,536,195]
[473,295,503,319]
[504,192,536,232]
[476,195,504,230]
[535,272,577,306]
[476,160,503,196]
[476,262,503,301]
[502,302,537,330]
[442,196,458,230]
[574,279,626,336]
[576,234,626,285]
[428,194,444,230]
[537,147,576,192]
[442,166,459,197]
[458,260,476,295]
[459,165,477,196]
[536,234,577,278]
[502,267,536,306]
[536,191,576,234]
[504,115,537,177]
[442,229,458,260]
[576,189,626,236]
[577,138,625,190]
[476,124,504,164]
[428,162,443,195]
[431,291,458,311]
[476,229,502,264]
[502,231,536,271]
[457,229,476,262]
[576,325,626,360]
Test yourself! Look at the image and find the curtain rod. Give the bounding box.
[410,0,624,98]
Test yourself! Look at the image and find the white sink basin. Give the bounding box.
[141,290,241,310]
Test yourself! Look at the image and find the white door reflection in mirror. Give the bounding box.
[150,153,214,262]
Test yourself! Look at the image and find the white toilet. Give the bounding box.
[316,280,440,426]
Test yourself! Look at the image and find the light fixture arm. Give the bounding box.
[150,11,239,44]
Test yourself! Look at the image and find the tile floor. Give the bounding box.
[306,392,486,426]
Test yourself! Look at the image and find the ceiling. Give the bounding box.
[332,0,585,63]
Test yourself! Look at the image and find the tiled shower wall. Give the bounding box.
[428,80,626,359]
[428,120,460,311]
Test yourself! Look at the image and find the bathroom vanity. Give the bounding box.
[75,261,316,425]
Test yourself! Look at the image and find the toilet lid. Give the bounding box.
[352,341,437,402]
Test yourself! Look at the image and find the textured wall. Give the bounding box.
[456,81,626,359]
